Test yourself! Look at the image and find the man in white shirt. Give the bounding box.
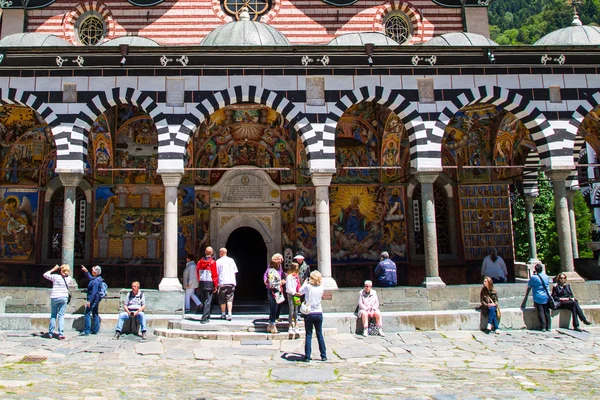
[217,247,238,321]
[481,248,508,283]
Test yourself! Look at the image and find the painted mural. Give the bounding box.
[0,188,38,261]
[0,105,54,186]
[296,188,317,260]
[89,105,160,185]
[94,185,165,264]
[329,186,407,262]
[381,113,410,183]
[178,187,195,259]
[579,107,600,154]
[459,185,513,260]
[193,105,296,185]
[443,105,534,184]
[281,190,296,250]
[195,190,210,258]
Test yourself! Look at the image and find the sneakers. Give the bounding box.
[58,335,66,340]
[494,329,502,334]
[114,331,121,340]
[79,332,89,336]
[200,318,209,324]
[226,315,232,321]
[141,331,147,340]
[361,331,368,337]
[486,323,492,331]
[220,314,227,320]
[378,329,385,337]
[321,357,327,362]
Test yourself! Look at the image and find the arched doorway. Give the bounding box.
[226,226,267,301]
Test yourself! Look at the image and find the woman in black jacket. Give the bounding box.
[552,273,592,331]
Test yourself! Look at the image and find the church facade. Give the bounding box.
[0,0,596,295]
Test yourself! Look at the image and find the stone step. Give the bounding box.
[153,327,337,341]
[172,315,304,332]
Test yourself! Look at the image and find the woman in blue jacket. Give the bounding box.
[528,264,551,331]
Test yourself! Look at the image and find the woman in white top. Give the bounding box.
[42,264,72,340]
[298,270,327,362]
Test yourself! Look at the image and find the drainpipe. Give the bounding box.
[461,0,468,32]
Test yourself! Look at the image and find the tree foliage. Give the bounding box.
[511,173,593,275]
[489,0,600,45]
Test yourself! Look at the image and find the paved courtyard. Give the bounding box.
[0,327,599,399]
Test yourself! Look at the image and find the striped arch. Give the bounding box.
[373,1,425,44]
[522,149,540,197]
[63,1,116,45]
[570,91,600,147]
[178,85,317,165]
[433,85,561,168]
[0,87,72,165]
[323,85,433,170]
[566,135,588,190]
[71,87,167,165]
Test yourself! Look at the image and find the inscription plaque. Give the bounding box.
[226,185,265,201]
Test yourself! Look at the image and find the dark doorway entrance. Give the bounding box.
[226,227,267,301]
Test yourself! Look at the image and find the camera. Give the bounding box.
[130,312,135,317]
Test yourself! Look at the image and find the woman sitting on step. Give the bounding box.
[551,273,592,332]
[357,280,384,337]
[480,277,501,334]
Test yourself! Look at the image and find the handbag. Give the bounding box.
[538,275,557,309]
[300,286,311,316]
[274,290,285,304]
[61,275,72,305]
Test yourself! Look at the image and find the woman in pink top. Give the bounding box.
[43,264,72,340]
[357,280,384,337]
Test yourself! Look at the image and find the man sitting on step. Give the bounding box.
[114,281,147,340]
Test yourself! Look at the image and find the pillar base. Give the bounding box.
[321,277,339,290]
[422,276,446,288]
[527,258,541,265]
[158,277,183,291]
[563,271,585,283]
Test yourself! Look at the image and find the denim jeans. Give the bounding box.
[487,306,499,330]
[268,289,281,324]
[84,302,100,334]
[49,297,68,336]
[116,311,147,333]
[304,313,326,360]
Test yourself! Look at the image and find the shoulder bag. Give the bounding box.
[61,276,72,305]
[300,285,311,316]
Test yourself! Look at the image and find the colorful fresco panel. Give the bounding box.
[0,188,38,261]
[296,188,317,261]
[579,107,600,155]
[281,190,296,249]
[195,190,210,256]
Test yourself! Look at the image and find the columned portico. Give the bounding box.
[524,195,540,264]
[159,172,183,291]
[58,172,83,275]
[415,171,446,288]
[566,189,579,259]
[546,169,584,282]
[311,172,338,290]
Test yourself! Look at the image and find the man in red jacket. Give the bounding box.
[196,246,218,323]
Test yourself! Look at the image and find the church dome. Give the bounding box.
[200,8,290,46]
[0,33,73,47]
[101,36,160,47]
[534,15,600,45]
[422,32,498,46]
[327,32,400,46]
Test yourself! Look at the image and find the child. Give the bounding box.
[286,262,301,334]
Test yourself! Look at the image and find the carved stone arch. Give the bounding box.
[432,85,559,168]
[324,85,432,170]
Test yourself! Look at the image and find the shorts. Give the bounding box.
[218,284,235,303]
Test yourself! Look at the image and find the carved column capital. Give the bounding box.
[545,168,573,182]
[58,172,83,187]
[161,172,182,187]
[415,171,439,185]
[311,172,332,187]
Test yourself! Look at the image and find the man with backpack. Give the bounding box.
[80,265,105,335]
[114,281,147,340]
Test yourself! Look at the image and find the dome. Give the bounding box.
[101,36,160,47]
[534,15,600,45]
[422,32,498,46]
[328,32,401,46]
[0,33,73,47]
[200,8,290,46]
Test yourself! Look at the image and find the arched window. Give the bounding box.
[384,12,412,44]
[412,183,451,255]
[76,11,106,45]
[223,0,271,21]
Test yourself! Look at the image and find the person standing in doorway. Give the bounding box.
[196,246,218,323]
[374,251,397,287]
[217,247,238,321]
[80,265,103,335]
[183,253,202,314]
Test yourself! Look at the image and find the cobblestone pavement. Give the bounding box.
[0,327,599,399]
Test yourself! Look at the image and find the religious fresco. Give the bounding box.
[443,105,534,184]
[0,105,55,186]
[0,188,38,262]
[93,185,165,264]
[579,106,600,154]
[193,105,296,186]
[459,185,513,260]
[330,186,407,262]
[281,190,296,250]
[296,188,317,260]
[381,113,410,183]
[296,140,311,184]
[195,190,210,257]
[178,187,195,259]
[89,105,160,185]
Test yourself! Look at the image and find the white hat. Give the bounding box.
[293,254,305,260]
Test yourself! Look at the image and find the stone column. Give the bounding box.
[566,190,579,259]
[159,173,183,291]
[416,171,446,288]
[546,169,584,282]
[58,173,83,273]
[311,172,338,290]
[524,195,540,264]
